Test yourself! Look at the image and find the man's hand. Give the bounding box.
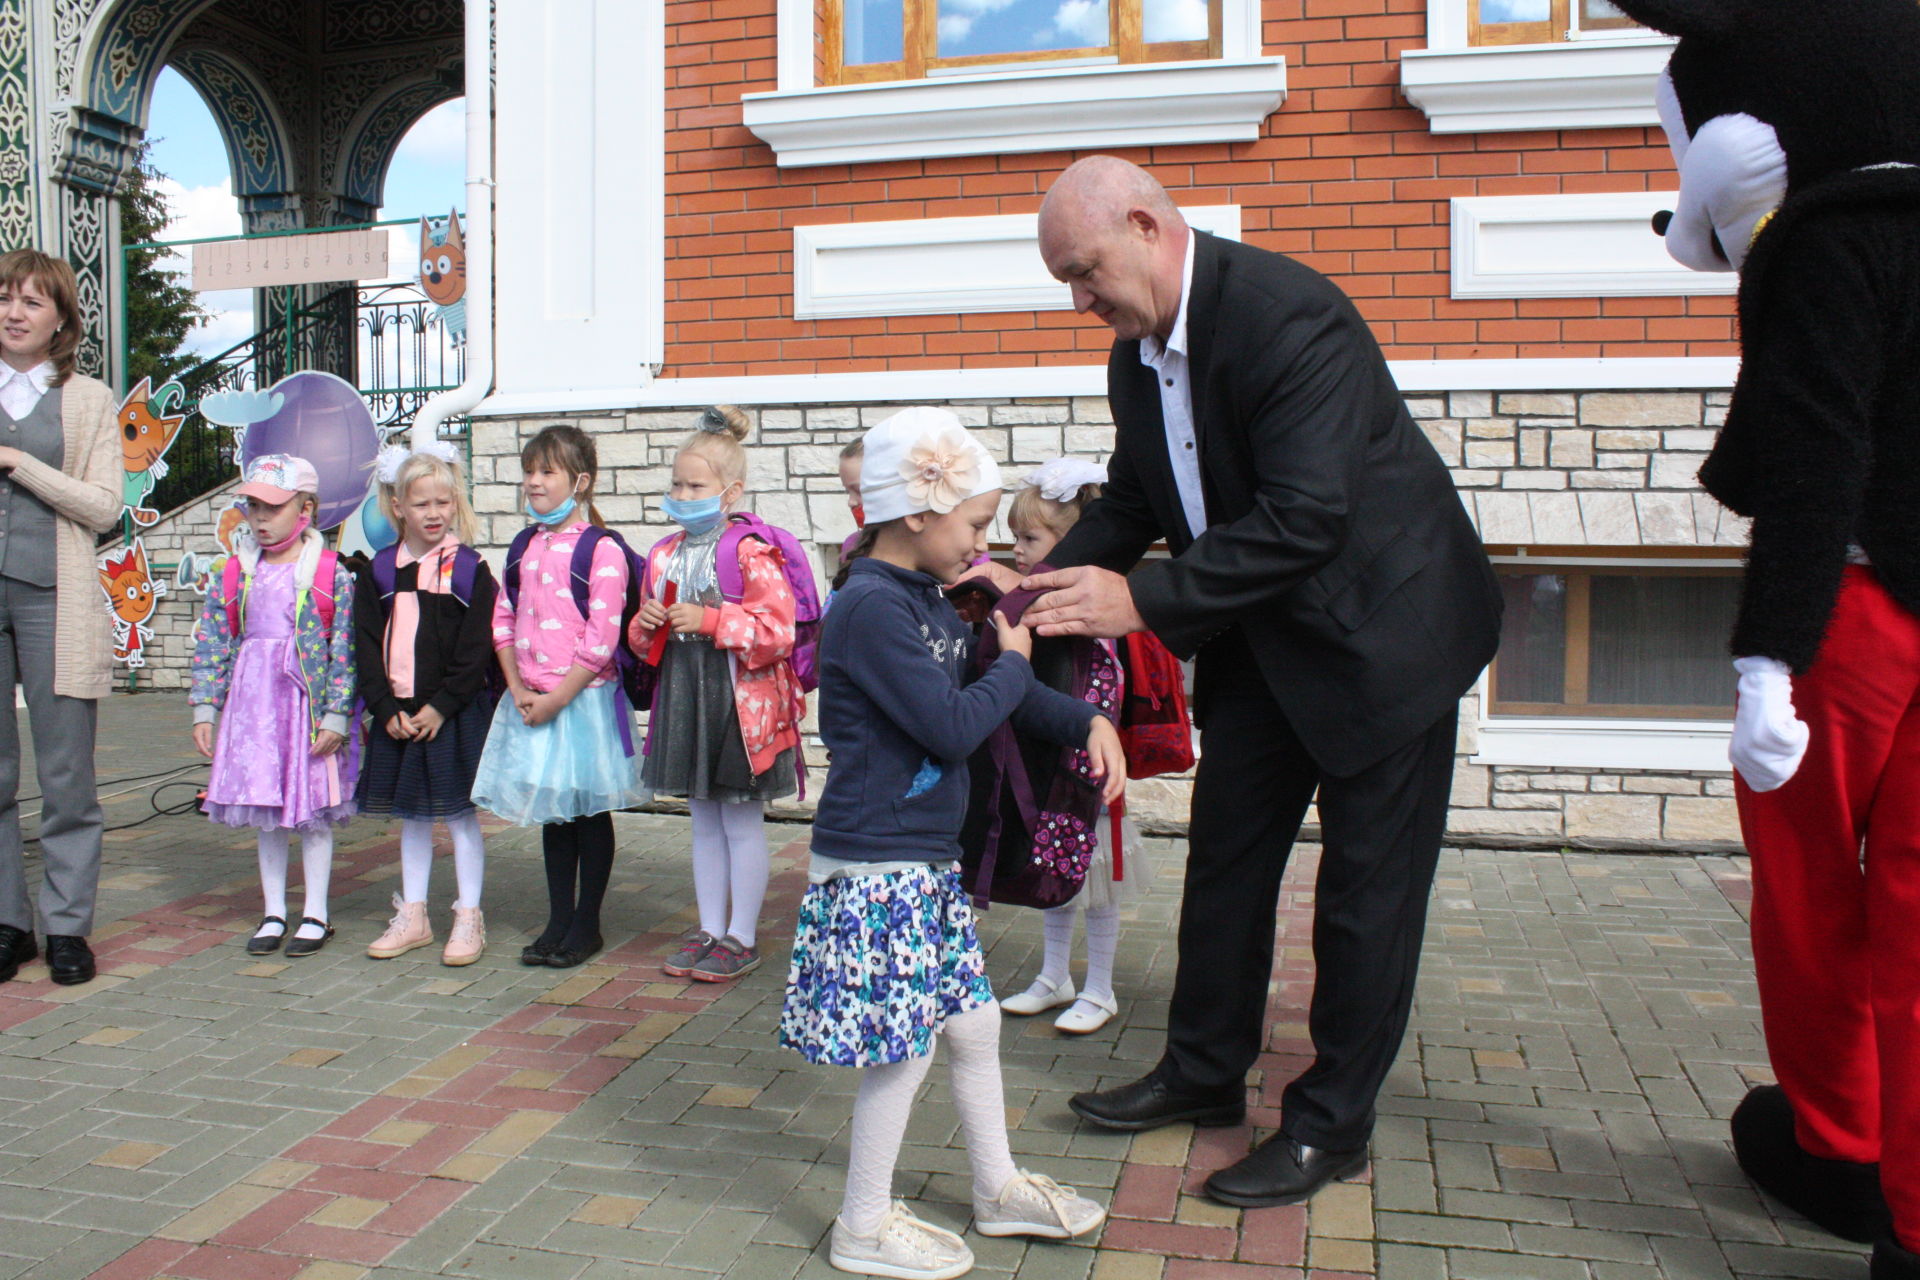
[1021,566,1146,639]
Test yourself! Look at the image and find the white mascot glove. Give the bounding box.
[1729,656,1809,792]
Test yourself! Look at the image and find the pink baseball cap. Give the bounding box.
[235,453,320,504]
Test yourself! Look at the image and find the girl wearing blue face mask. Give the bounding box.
[471,424,645,969]
[629,406,801,982]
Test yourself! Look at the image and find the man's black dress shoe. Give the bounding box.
[1874,1234,1920,1280]
[44,934,95,986]
[545,934,603,969]
[1205,1132,1369,1207]
[0,924,36,983]
[1733,1084,1891,1243]
[1069,1072,1245,1132]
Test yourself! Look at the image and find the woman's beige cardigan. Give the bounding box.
[6,373,126,699]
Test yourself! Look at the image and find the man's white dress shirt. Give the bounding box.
[1138,230,1208,542]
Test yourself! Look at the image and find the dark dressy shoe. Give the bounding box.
[545,934,603,969]
[1732,1084,1891,1243]
[1068,1071,1244,1132]
[283,918,335,959]
[246,916,288,956]
[520,937,561,966]
[1205,1132,1369,1207]
[1874,1235,1920,1280]
[0,923,36,983]
[45,935,95,986]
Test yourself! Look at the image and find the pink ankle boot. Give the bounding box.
[443,907,486,967]
[368,896,433,959]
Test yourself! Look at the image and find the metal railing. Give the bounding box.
[119,218,469,524]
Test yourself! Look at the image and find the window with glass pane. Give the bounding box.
[829,0,1218,84]
[1490,567,1739,718]
[1469,0,1642,45]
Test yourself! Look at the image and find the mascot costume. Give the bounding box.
[1612,2,1920,1275]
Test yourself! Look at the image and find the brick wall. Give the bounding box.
[664,0,1736,376]
[119,387,1745,850]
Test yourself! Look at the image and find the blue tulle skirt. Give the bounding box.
[469,682,645,826]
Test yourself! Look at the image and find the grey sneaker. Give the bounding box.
[662,929,716,978]
[690,935,761,983]
[973,1170,1105,1239]
[830,1202,972,1279]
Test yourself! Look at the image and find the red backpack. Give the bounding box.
[1116,630,1194,779]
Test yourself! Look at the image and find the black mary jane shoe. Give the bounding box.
[0,923,36,983]
[520,936,562,966]
[1874,1235,1920,1280]
[1205,1132,1370,1208]
[246,916,289,956]
[1068,1070,1245,1132]
[282,917,335,959]
[544,934,603,969]
[45,935,96,986]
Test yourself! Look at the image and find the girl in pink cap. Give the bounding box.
[189,453,359,958]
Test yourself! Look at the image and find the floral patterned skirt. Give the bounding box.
[779,863,994,1067]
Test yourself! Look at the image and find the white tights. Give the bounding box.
[256,826,334,940]
[398,813,487,908]
[687,799,770,947]
[839,1002,1020,1237]
[1037,902,1120,1004]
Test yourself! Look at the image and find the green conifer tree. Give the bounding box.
[119,141,211,389]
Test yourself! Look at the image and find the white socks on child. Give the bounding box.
[399,813,487,909]
[839,1002,1021,1237]
[688,799,771,947]
[1036,902,1120,1005]
[258,827,332,940]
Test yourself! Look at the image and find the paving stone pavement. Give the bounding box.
[0,694,1873,1280]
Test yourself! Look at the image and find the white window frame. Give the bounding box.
[1400,0,1674,134]
[1451,192,1736,299]
[742,0,1285,167]
[1473,553,1736,773]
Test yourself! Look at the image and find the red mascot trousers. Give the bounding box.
[1737,566,1920,1249]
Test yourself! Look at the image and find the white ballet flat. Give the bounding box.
[1053,992,1118,1035]
[1001,976,1076,1016]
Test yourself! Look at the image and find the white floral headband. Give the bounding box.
[859,407,1004,524]
[374,440,464,486]
[1022,457,1106,503]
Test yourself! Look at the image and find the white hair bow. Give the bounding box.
[1022,457,1107,503]
[374,440,464,485]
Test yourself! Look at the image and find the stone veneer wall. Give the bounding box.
[116,389,1746,849]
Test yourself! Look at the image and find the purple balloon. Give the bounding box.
[240,371,381,530]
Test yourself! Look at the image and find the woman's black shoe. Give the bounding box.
[520,936,561,966]
[283,918,335,958]
[545,934,603,968]
[246,916,288,956]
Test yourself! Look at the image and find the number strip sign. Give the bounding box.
[191,228,391,291]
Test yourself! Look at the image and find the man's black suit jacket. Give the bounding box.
[1050,230,1503,778]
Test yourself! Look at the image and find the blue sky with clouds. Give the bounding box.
[145,67,468,356]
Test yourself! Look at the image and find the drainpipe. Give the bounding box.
[412,0,493,450]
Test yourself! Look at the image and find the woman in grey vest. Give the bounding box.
[0,250,124,986]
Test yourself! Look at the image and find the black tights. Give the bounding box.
[537,812,616,950]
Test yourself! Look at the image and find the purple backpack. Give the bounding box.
[650,512,823,692]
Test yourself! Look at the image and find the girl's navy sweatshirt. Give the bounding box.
[812,558,1100,863]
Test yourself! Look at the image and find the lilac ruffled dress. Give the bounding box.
[203,562,360,832]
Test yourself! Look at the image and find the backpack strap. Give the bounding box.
[567,525,607,616]
[370,544,401,618]
[311,549,341,636]
[222,555,243,636]
[449,543,481,608]
[714,513,763,603]
[503,526,537,607]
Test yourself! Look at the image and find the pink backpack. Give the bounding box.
[223,550,341,639]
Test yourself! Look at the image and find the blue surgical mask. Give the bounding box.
[525,493,578,527]
[663,493,727,536]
